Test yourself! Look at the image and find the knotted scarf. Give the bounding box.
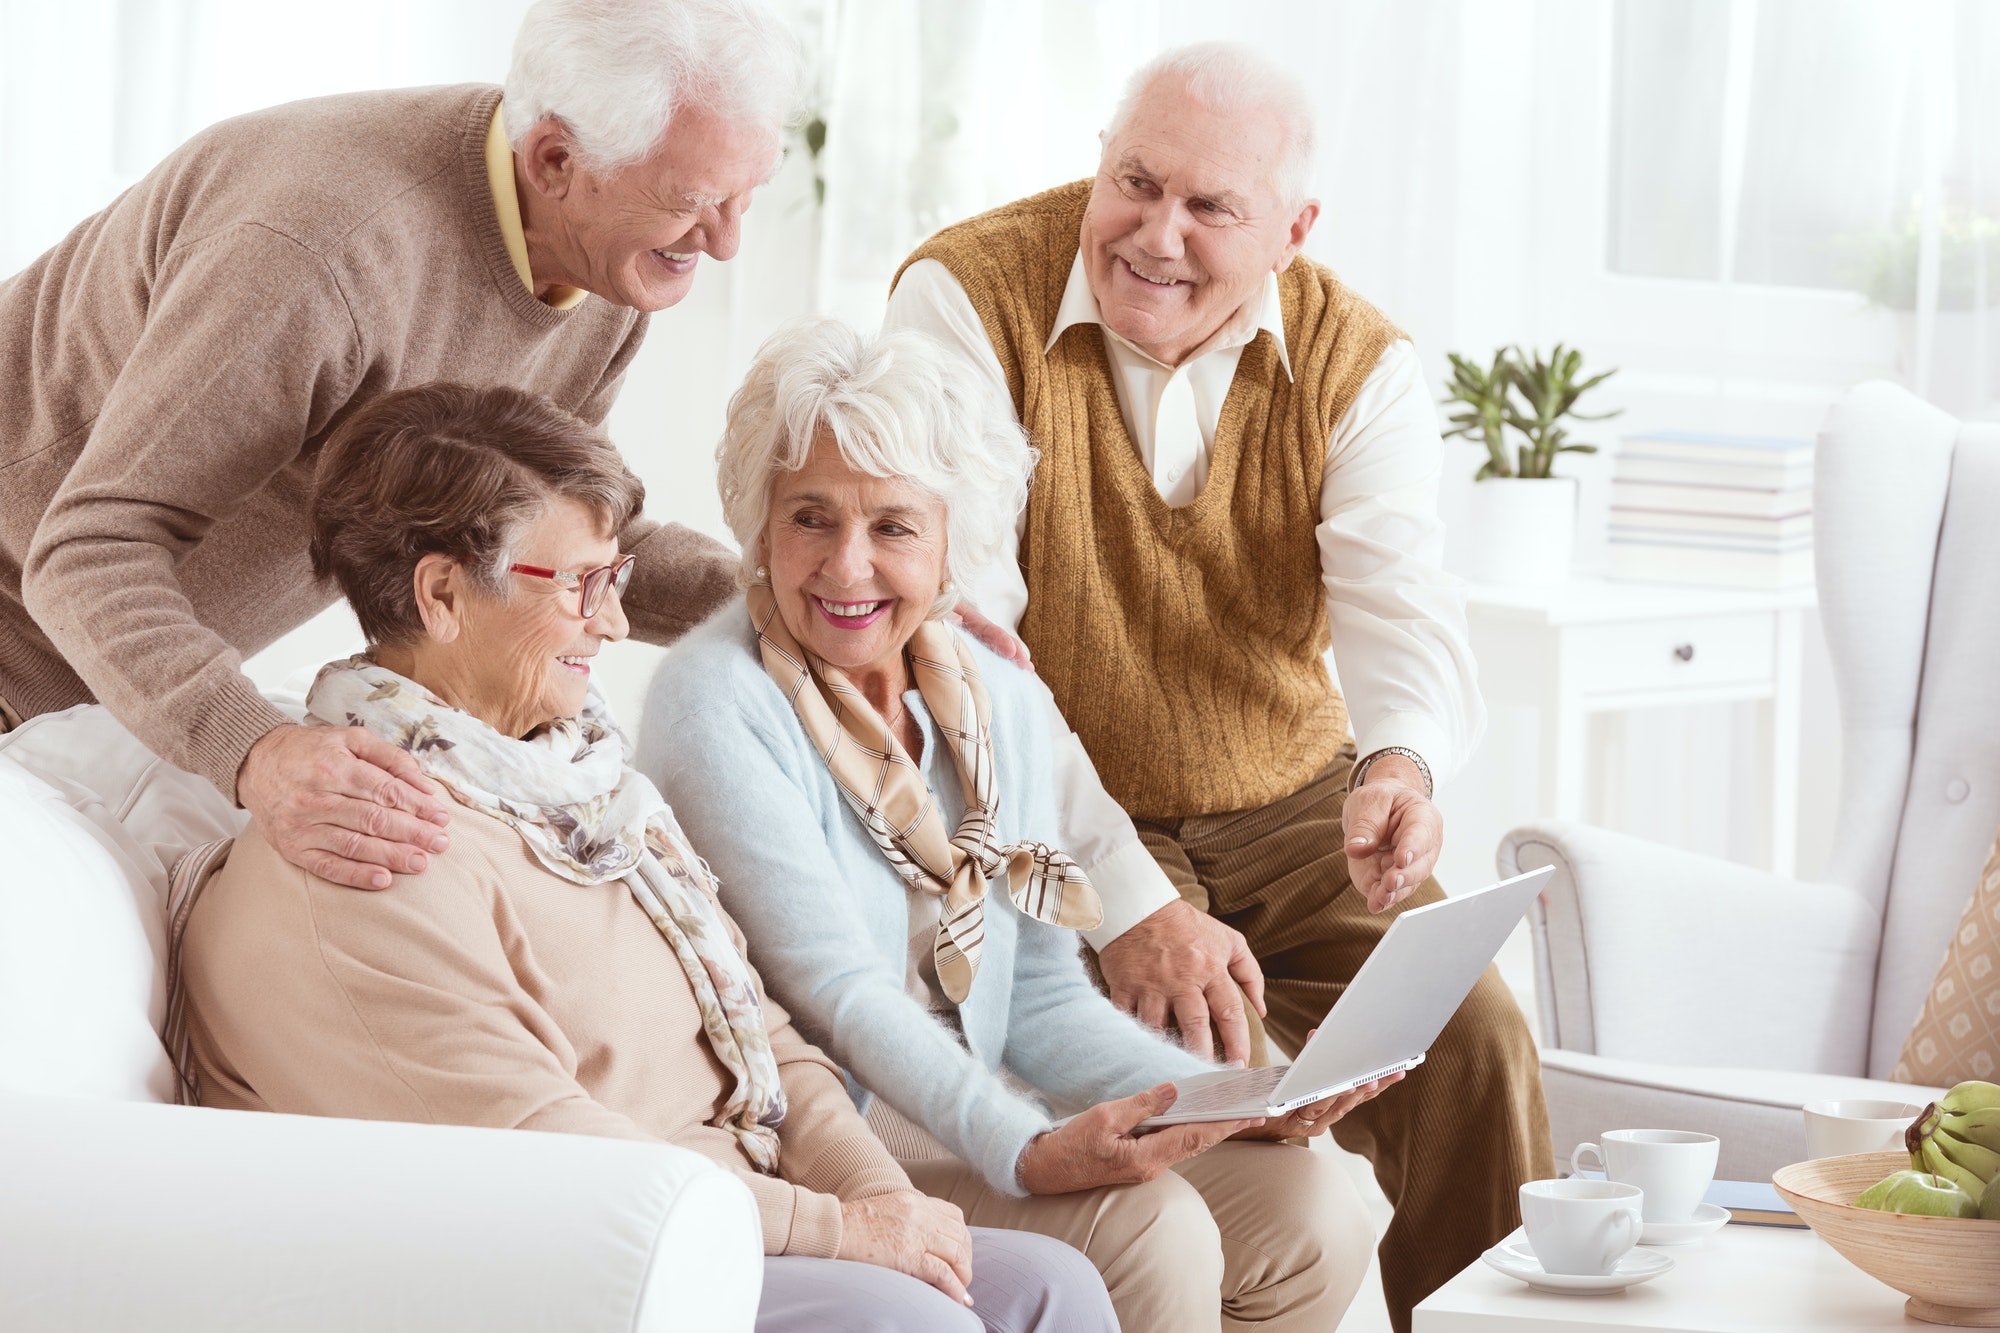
[302,656,788,1171]
[748,587,1103,1004]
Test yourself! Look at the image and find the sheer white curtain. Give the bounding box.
[807,0,1465,351]
[1607,0,1997,416]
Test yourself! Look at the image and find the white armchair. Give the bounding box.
[1500,382,1999,1182]
[0,702,763,1332]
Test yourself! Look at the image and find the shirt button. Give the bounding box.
[1945,777,1970,803]
[1166,467,1184,483]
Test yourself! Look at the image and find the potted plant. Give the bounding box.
[1443,343,1620,586]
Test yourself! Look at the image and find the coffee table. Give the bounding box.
[1413,1223,1913,1331]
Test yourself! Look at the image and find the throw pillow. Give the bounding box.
[1894,828,2000,1084]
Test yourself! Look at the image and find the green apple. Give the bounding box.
[1855,1169,1980,1218]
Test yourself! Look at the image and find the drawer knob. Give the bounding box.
[1673,643,1696,662]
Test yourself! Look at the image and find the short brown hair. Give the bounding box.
[310,383,645,646]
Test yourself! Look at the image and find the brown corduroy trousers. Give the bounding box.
[1130,746,1553,1333]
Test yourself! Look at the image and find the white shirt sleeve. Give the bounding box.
[1317,340,1485,785]
[885,258,1180,946]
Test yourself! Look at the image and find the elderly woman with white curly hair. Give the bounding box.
[638,319,1395,1333]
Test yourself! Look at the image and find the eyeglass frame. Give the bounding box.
[507,554,636,619]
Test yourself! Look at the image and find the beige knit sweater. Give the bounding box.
[183,800,910,1258]
[0,85,735,797]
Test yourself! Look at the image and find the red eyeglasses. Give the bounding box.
[508,554,636,618]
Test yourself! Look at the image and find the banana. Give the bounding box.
[1941,1080,2000,1115]
[1933,1129,2000,1184]
[1939,1109,2000,1157]
[1919,1136,1987,1197]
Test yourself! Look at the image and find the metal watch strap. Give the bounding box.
[1349,745,1433,799]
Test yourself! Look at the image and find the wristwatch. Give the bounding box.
[1349,746,1433,800]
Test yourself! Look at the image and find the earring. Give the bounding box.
[754,565,769,584]
[940,579,955,594]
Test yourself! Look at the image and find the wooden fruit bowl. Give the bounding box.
[1772,1151,2000,1327]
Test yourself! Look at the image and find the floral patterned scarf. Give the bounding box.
[306,656,787,1172]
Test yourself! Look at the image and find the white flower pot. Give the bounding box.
[1459,477,1578,587]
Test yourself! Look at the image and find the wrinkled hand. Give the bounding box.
[1097,898,1266,1064]
[1229,1027,1403,1140]
[237,724,451,891]
[949,601,1032,669]
[837,1190,975,1307]
[1342,754,1442,913]
[1016,1084,1260,1194]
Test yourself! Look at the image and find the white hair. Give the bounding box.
[717,319,1036,619]
[1105,41,1318,208]
[503,0,803,172]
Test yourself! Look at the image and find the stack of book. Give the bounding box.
[1607,431,1815,589]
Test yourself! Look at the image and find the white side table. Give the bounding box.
[1413,1224,1909,1331]
[1466,579,1816,877]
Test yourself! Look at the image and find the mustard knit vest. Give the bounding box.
[898,181,1400,817]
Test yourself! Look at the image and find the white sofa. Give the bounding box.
[1499,382,1994,1183]
[0,702,763,1332]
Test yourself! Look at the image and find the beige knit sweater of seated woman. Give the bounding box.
[182,800,909,1258]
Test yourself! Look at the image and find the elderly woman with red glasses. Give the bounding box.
[176,382,1116,1333]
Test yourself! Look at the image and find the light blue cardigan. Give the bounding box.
[637,598,1209,1194]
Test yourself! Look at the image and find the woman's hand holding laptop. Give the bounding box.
[1228,1029,1404,1141]
[1018,1084,1260,1193]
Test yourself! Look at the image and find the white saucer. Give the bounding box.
[1480,1232,1675,1294]
[1640,1202,1730,1246]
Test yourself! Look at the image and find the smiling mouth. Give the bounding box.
[651,248,698,272]
[812,595,891,629]
[557,653,594,674]
[1120,256,1188,288]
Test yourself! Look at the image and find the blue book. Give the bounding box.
[1573,1170,1804,1228]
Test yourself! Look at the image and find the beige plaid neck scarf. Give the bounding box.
[749,586,1103,1004]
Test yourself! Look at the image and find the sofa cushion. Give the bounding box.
[1893,828,2000,1085]
[0,705,259,1101]
[1540,1047,1946,1183]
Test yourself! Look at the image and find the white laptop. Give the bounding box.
[1122,866,1554,1129]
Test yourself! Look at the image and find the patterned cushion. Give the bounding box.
[1894,830,2000,1084]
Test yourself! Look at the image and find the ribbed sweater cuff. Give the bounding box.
[794,1134,910,1202]
[188,675,295,804]
[774,1183,844,1259]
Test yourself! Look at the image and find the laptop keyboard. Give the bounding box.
[1167,1064,1288,1114]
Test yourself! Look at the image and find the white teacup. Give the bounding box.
[1570,1128,1719,1223]
[1801,1099,1922,1160]
[1520,1179,1644,1276]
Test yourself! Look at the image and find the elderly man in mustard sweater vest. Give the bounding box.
[0,0,794,890]
[885,41,1552,1331]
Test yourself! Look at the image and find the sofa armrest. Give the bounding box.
[1499,821,1879,1075]
[0,1092,763,1333]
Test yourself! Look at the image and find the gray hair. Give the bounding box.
[1105,41,1318,209]
[503,0,803,172]
[717,319,1036,619]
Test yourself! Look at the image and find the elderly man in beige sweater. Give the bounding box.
[0,0,792,891]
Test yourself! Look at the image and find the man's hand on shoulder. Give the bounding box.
[1095,897,1265,1064]
[1343,752,1442,913]
[237,724,452,890]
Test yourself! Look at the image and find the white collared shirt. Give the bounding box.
[885,253,1484,946]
